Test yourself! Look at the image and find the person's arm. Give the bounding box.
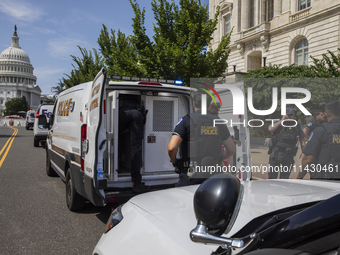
[222,137,236,158]
[299,137,305,151]
[268,115,287,133]
[167,135,183,163]
[297,153,315,179]
[303,128,310,141]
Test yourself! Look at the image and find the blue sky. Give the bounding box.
[0,0,209,95]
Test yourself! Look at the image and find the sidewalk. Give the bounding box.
[250,143,310,180]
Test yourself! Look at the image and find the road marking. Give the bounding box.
[0,127,18,168]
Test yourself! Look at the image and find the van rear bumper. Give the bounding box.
[84,175,105,207]
[26,122,34,128]
[34,134,48,140]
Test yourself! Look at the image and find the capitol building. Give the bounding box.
[0,26,41,116]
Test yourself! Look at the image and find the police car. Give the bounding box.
[40,69,251,211]
[93,175,340,255]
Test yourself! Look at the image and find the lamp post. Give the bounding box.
[263,53,267,67]
[232,62,237,72]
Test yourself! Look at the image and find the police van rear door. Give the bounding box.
[215,81,252,181]
[84,68,107,203]
[143,95,179,174]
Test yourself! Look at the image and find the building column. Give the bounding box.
[241,0,249,30]
[274,0,282,17]
[291,0,297,13]
[233,0,241,32]
[254,0,260,26]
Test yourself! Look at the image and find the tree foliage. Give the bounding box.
[311,48,340,78]
[243,52,340,122]
[5,96,29,115]
[98,0,231,85]
[244,64,316,79]
[53,46,104,94]
[97,25,145,77]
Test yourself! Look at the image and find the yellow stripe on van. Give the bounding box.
[51,144,81,165]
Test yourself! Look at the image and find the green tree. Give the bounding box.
[311,47,340,78]
[98,25,145,77]
[53,46,104,94]
[98,0,231,85]
[5,96,29,115]
[244,64,315,78]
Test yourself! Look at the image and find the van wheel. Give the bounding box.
[66,169,86,211]
[34,137,39,147]
[46,151,57,177]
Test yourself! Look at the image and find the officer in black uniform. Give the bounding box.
[167,91,236,187]
[268,107,305,179]
[119,96,148,193]
[303,109,324,141]
[298,100,340,180]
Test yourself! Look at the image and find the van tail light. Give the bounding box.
[81,124,87,171]
[36,110,39,118]
[103,99,106,115]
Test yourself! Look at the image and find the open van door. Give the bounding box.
[215,81,252,181]
[84,68,107,206]
[106,90,119,182]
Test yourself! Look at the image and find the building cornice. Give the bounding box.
[269,4,340,37]
[230,3,340,56]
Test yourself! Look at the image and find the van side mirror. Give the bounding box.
[38,115,47,129]
[49,114,54,129]
[190,174,255,249]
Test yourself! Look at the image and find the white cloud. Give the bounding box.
[48,37,89,59]
[0,0,44,22]
[35,27,55,35]
[71,8,100,23]
[34,67,66,80]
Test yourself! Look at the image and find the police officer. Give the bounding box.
[303,109,324,141]
[298,100,340,180]
[119,96,148,193]
[268,107,305,179]
[167,91,236,187]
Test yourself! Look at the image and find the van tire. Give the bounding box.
[34,137,39,147]
[46,152,57,177]
[66,169,86,211]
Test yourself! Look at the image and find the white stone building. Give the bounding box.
[209,0,340,73]
[0,26,41,116]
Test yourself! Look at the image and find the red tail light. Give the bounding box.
[81,124,87,171]
[103,99,106,115]
[36,110,39,118]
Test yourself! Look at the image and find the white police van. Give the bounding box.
[25,110,35,130]
[42,69,251,211]
[33,103,53,147]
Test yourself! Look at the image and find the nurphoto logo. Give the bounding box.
[192,79,312,128]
